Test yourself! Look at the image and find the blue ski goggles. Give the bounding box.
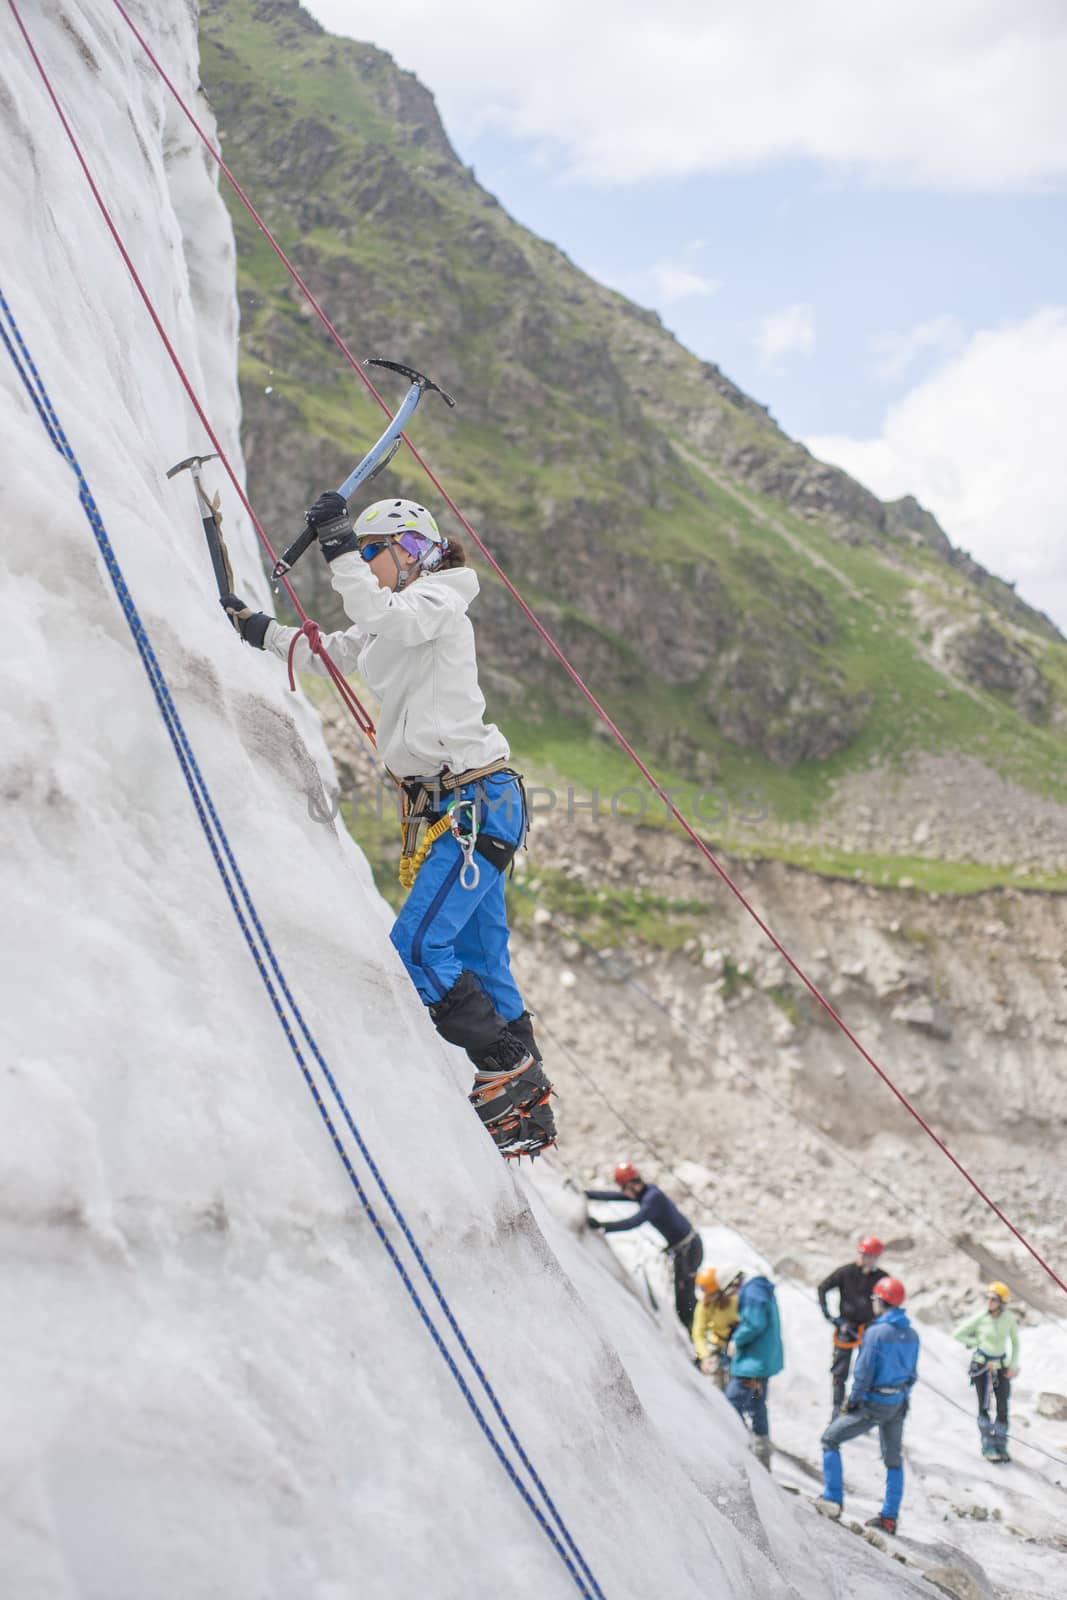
[357,539,391,562]
[358,530,437,564]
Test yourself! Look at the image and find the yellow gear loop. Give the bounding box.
[394,758,513,890]
[398,812,452,890]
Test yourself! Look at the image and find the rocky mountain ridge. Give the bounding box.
[200,0,1067,874]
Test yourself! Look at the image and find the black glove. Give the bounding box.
[586,1216,604,1231]
[304,490,353,555]
[220,593,271,649]
[842,1398,858,1413]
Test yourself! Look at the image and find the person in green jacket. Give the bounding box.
[953,1281,1021,1463]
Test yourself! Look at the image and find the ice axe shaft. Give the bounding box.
[166,451,234,596]
[271,356,456,583]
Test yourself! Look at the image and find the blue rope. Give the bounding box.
[0,286,605,1600]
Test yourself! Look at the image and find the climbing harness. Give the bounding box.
[395,758,517,889]
[833,1322,866,1352]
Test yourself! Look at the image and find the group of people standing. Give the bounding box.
[586,1171,1023,1534]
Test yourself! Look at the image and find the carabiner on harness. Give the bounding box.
[448,798,481,891]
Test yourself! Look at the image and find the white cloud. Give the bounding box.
[648,262,721,303]
[600,253,721,308]
[807,308,1067,631]
[306,0,1067,189]
[756,303,815,365]
[870,314,965,381]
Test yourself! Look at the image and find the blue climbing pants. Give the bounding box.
[821,1399,907,1517]
[726,1376,770,1437]
[391,773,526,1018]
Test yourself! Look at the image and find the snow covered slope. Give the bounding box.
[0,6,1052,1599]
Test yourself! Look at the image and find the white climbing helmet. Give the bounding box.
[353,497,445,568]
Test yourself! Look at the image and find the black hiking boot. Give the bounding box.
[428,973,556,1157]
[505,1009,541,1060]
[864,1514,897,1535]
[469,1033,556,1158]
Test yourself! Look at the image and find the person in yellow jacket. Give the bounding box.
[691,1266,742,1389]
[953,1281,1021,1463]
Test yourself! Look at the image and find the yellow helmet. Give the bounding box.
[696,1267,720,1295]
[986,1281,1010,1303]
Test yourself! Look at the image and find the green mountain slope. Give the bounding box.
[199,0,1067,881]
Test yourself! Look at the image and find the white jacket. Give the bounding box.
[266,555,509,780]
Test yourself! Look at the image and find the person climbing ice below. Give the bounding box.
[953,1282,1020,1463]
[222,491,555,1158]
[585,1165,704,1329]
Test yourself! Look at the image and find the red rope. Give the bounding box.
[28,0,1065,1300]
[5,0,375,744]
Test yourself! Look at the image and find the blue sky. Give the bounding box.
[453,146,1066,439]
[305,1,1067,629]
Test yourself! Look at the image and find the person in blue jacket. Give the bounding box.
[585,1163,703,1328]
[814,1275,920,1535]
[724,1272,784,1466]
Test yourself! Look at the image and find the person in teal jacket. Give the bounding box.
[724,1273,784,1465]
[953,1281,1021,1462]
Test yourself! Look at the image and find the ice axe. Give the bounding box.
[270,356,456,584]
[166,451,235,598]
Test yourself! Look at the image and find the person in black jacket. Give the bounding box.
[586,1162,703,1329]
[817,1235,886,1415]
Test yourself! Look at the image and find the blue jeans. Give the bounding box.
[726,1376,769,1437]
[821,1399,907,1517]
[391,773,525,1016]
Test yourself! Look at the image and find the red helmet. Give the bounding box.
[858,1236,884,1258]
[872,1276,905,1306]
[613,1162,641,1186]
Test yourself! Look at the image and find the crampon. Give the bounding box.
[469,1054,557,1159]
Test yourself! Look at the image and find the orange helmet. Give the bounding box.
[858,1236,884,1258]
[873,1275,905,1306]
[613,1162,641,1186]
[696,1267,720,1295]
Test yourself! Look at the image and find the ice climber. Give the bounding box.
[585,1164,704,1327]
[691,1265,742,1388]
[953,1281,1020,1463]
[817,1235,886,1416]
[814,1275,919,1535]
[222,492,555,1158]
[724,1271,784,1467]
